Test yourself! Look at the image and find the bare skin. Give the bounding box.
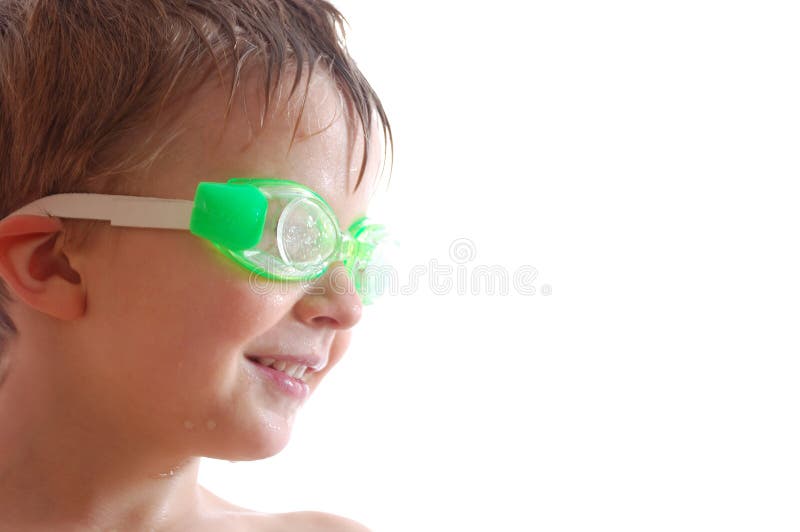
[0,62,381,531]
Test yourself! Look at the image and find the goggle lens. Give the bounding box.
[277,197,338,269]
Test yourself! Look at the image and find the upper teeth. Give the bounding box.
[256,358,309,381]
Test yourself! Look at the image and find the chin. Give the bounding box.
[204,415,295,461]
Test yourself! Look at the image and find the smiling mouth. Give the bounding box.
[245,356,316,383]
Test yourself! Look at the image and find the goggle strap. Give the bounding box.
[5,193,194,229]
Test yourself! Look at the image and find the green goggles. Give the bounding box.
[5,178,396,304]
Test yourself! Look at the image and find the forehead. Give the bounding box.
[146,61,383,228]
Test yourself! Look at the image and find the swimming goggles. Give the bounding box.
[3,178,396,304]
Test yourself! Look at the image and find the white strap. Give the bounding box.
[8,193,193,230]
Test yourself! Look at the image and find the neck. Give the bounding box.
[0,344,204,531]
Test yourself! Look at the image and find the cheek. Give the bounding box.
[82,231,298,381]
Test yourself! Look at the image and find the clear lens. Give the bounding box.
[225,181,341,281]
[277,198,337,269]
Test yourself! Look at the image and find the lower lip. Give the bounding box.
[247,359,310,400]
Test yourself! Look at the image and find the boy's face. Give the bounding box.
[62,66,382,459]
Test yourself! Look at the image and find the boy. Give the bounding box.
[0,1,392,530]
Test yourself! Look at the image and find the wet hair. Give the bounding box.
[0,0,393,367]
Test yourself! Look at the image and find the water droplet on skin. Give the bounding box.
[206,419,216,430]
[267,421,281,431]
[149,459,191,480]
[183,420,194,430]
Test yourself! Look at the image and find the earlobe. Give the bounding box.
[0,215,86,321]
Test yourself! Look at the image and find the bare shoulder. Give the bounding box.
[196,487,371,531]
[266,511,373,532]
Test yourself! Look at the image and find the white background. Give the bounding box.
[200,2,800,530]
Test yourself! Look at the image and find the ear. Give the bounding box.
[0,215,86,321]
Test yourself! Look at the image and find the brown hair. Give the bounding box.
[0,0,393,361]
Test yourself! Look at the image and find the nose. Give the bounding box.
[292,261,363,329]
